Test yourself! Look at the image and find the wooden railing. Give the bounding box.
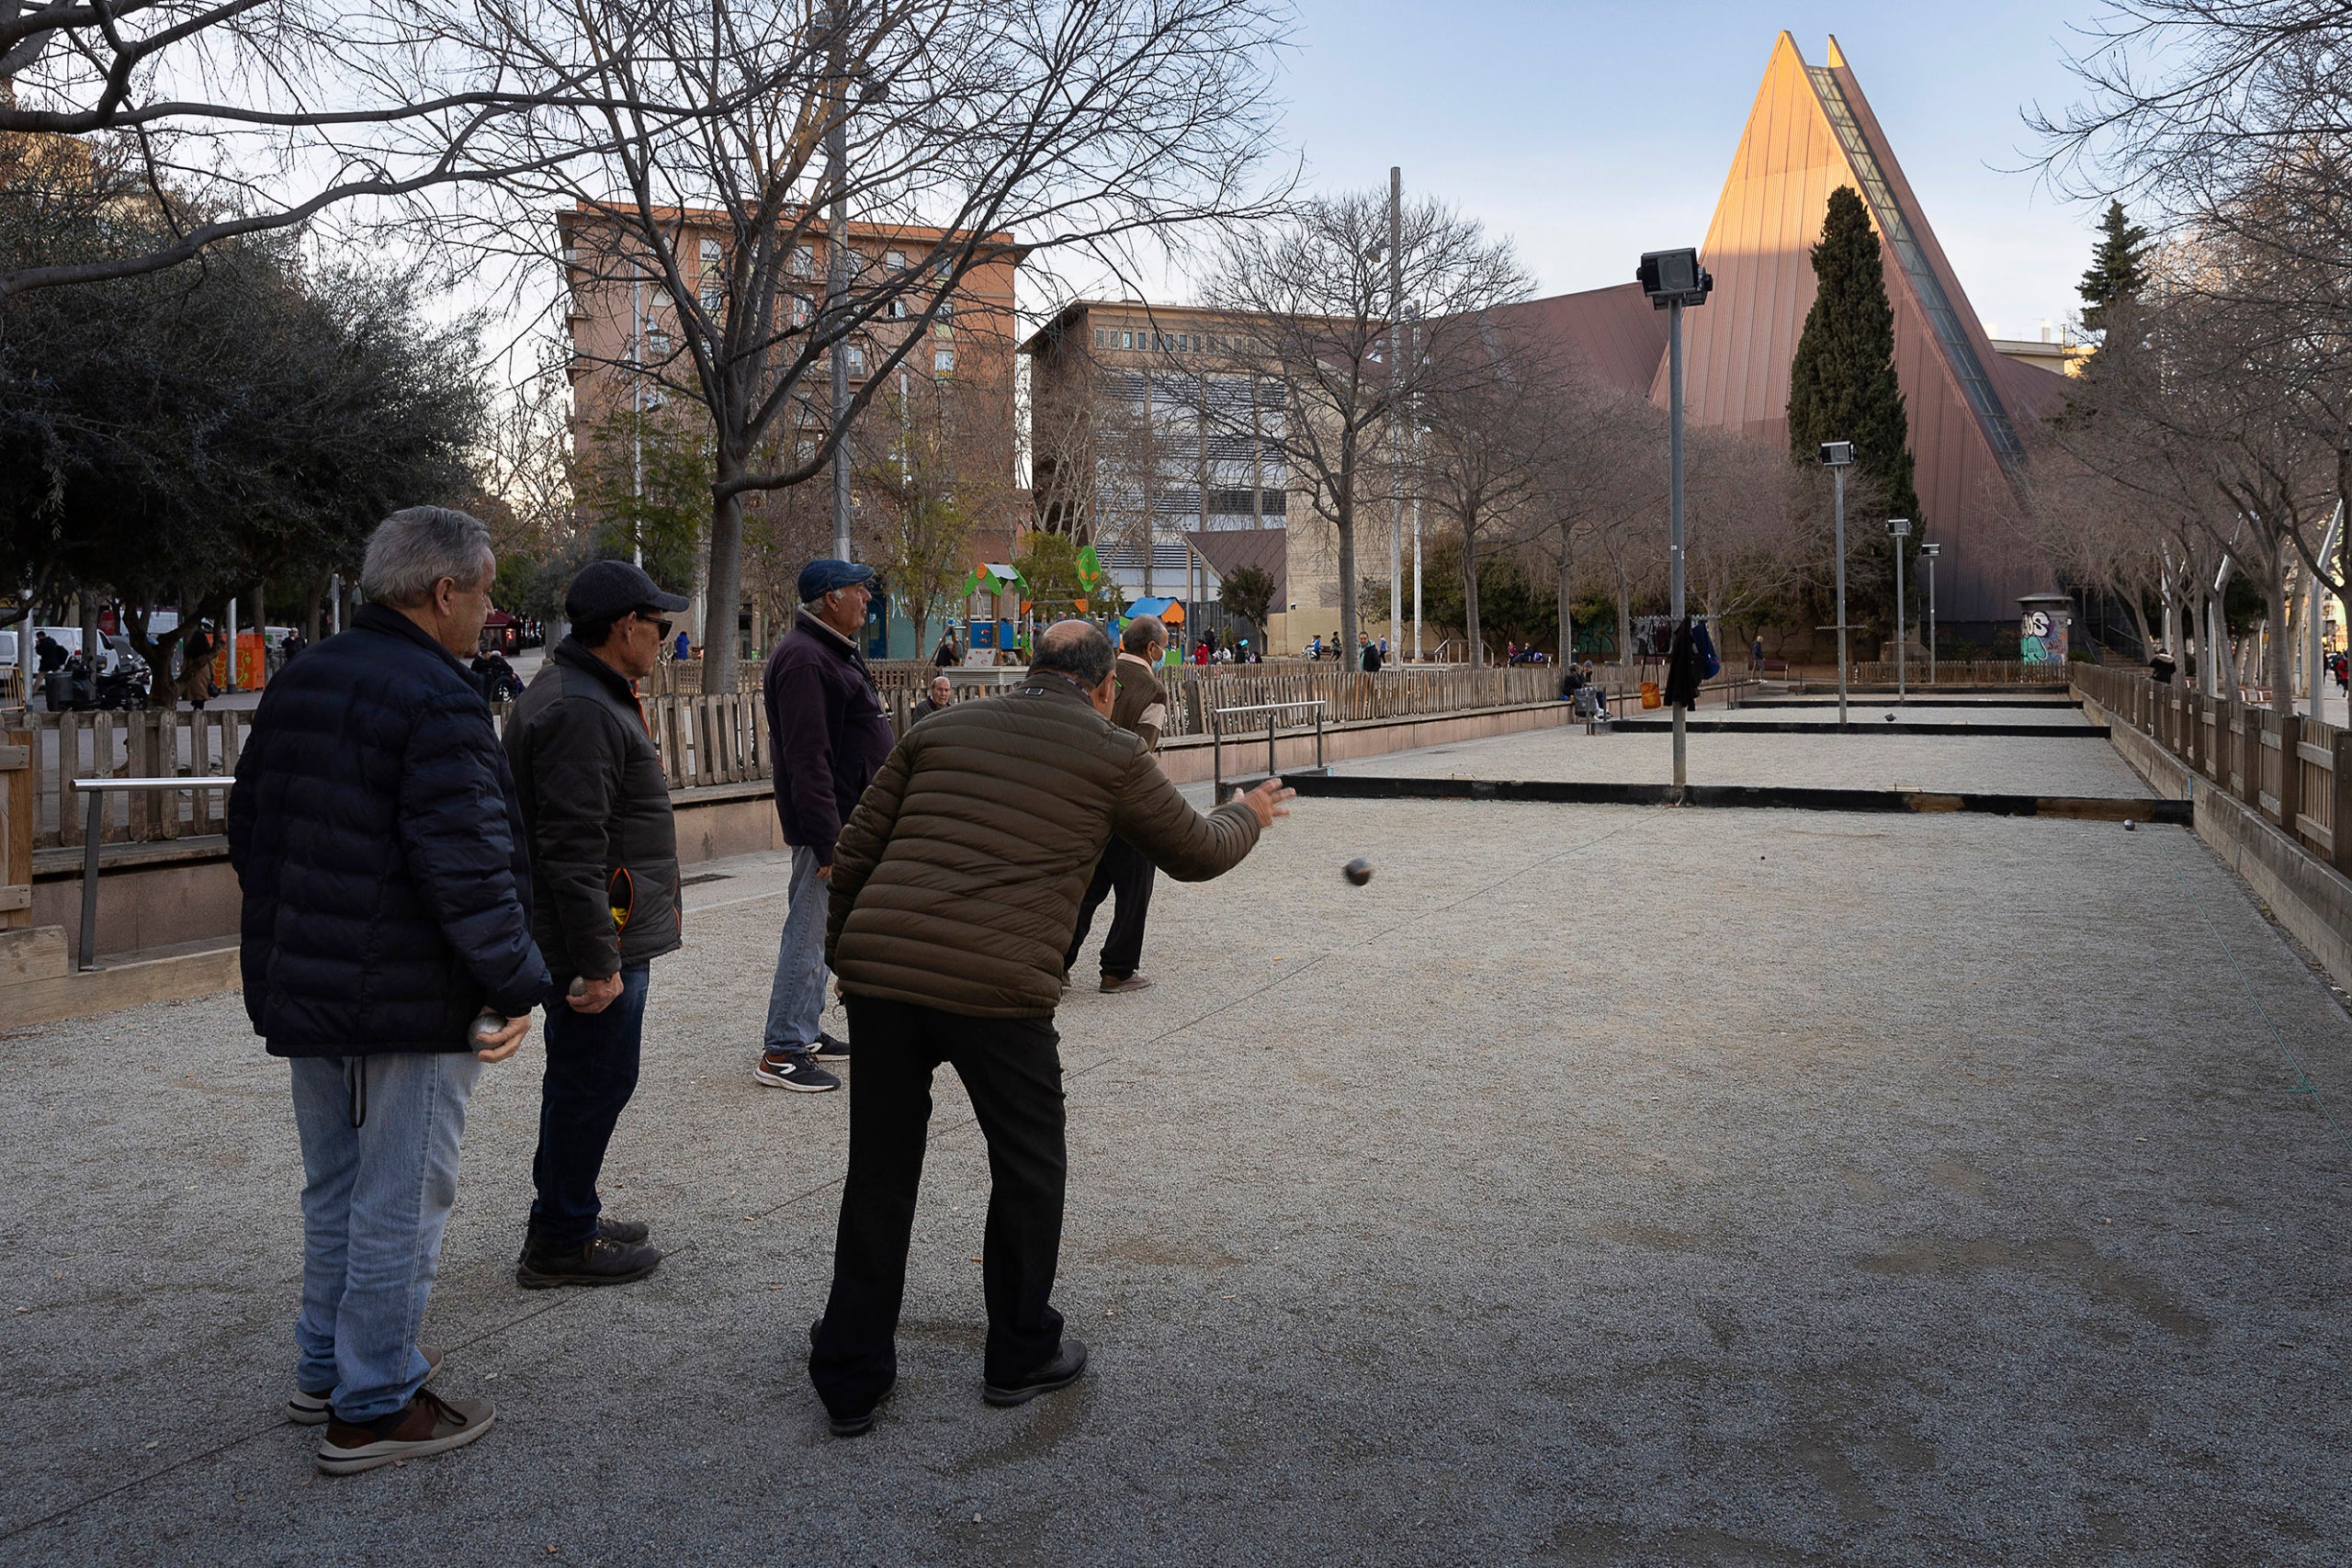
[2073,663,2352,874]
[22,664,1576,849]
[1799,660,2077,687]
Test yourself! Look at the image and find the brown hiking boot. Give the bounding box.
[1099,973,1154,994]
[315,1387,495,1475]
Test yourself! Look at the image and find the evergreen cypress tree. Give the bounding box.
[2077,199,2150,337]
[1787,185,1920,648]
[1788,186,1920,522]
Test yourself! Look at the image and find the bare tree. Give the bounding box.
[1199,186,1528,657]
[855,350,1018,656]
[430,0,1286,691]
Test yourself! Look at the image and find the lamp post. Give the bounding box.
[1888,517,1910,701]
[1638,247,1713,792]
[1818,441,1855,724]
[1919,542,1939,687]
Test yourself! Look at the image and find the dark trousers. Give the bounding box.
[808,995,1066,1416]
[528,964,650,1248]
[1062,834,1154,979]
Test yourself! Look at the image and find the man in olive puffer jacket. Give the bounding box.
[503,560,687,1288]
[806,619,1293,1436]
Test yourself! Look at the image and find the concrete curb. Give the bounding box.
[1607,717,2112,738]
[1264,771,2187,822]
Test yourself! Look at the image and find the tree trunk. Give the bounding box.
[1335,491,1359,663]
[1461,516,1482,668]
[304,575,325,643]
[703,479,748,694]
[2268,565,2293,709]
[1615,565,1633,696]
[1556,526,1574,663]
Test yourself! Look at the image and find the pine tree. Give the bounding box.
[2077,199,2150,337]
[1787,185,1921,648]
[1788,186,1920,522]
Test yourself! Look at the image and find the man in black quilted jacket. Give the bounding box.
[503,559,686,1290]
[228,507,550,1479]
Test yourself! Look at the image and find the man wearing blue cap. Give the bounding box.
[757,558,895,1091]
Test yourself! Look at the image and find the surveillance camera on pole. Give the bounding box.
[1636,248,1713,793]
[1817,441,1856,722]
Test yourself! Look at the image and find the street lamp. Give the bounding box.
[1919,542,1940,687]
[1638,247,1714,791]
[1818,441,1855,724]
[1888,518,1911,701]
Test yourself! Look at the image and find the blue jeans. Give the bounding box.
[289,1051,481,1421]
[530,964,650,1248]
[763,845,830,1055]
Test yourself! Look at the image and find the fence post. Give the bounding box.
[2278,714,2301,831]
[2336,731,2352,877]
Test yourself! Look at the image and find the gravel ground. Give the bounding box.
[1683,704,2102,728]
[1339,723,2154,797]
[2,770,2346,1564]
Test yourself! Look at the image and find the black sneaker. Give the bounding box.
[755,1051,840,1092]
[984,1338,1089,1407]
[515,1234,663,1290]
[811,1032,852,1063]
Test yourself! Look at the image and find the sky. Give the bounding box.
[1263,0,2124,341]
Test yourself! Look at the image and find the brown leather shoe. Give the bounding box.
[315,1387,495,1475]
[1099,973,1154,994]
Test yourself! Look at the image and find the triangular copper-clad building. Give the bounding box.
[1505,33,2069,635]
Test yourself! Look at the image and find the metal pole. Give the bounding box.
[2308,502,2342,718]
[1894,534,1906,702]
[328,573,342,637]
[1928,553,1937,687]
[1833,466,1848,725]
[78,787,102,971]
[826,4,853,561]
[1387,166,1404,661]
[1668,297,1686,792]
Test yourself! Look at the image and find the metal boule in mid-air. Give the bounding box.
[1343,857,1374,886]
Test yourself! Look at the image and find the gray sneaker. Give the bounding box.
[315,1388,495,1476]
[755,1051,840,1092]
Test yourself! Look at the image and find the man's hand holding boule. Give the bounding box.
[1242,777,1295,829]
[568,972,624,1014]
[474,1011,530,1063]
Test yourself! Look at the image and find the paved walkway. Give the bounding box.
[3,722,2348,1563]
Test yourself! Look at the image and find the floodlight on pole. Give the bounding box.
[1638,247,1713,793]
[1817,441,1855,724]
[1919,542,1940,686]
[1888,518,1911,702]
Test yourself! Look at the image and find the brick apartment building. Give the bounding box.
[559,207,1023,657]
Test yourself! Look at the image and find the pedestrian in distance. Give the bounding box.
[913,673,956,722]
[504,559,689,1289]
[227,506,550,1477]
[2148,647,2177,686]
[807,619,1294,1436]
[1359,637,1383,673]
[34,629,66,672]
[933,629,961,669]
[1063,615,1170,995]
[757,558,896,1093]
[178,623,216,709]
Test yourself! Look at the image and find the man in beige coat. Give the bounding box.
[807,619,1291,1436]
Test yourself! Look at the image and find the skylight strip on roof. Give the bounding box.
[1806,67,2026,473]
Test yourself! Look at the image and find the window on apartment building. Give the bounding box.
[791,294,811,328]
[935,349,955,374]
[844,344,866,375]
[647,327,671,357]
[933,318,953,341]
[1093,328,1105,348]
[886,249,906,270]
[888,297,908,320]
[789,244,815,278]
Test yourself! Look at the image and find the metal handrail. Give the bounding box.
[1209,699,1327,798]
[71,776,232,972]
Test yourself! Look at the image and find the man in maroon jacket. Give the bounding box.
[756,558,896,1092]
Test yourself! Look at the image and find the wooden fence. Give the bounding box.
[2074,663,2352,874]
[13,663,1571,849]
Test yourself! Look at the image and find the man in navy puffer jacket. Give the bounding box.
[228,506,550,1478]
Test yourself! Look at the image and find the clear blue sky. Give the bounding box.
[1272,0,2118,339]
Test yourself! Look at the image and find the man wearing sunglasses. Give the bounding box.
[503,559,688,1288]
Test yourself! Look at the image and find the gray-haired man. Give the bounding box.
[230,507,548,1474]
